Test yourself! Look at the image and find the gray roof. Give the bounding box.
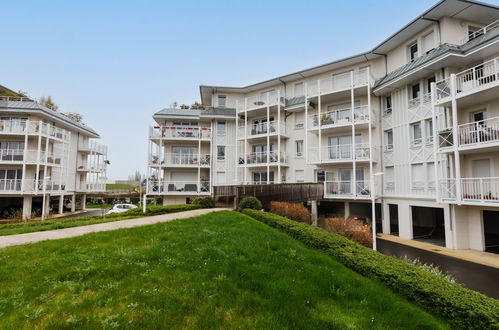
[153,107,236,120]
[374,26,499,90]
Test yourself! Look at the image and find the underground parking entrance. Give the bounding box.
[412,206,445,247]
[484,211,499,254]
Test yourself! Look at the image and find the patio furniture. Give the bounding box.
[184,184,197,192]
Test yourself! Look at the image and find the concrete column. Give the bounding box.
[58,195,64,214]
[311,200,318,226]
[443,204,455,249]
[162,196,168,206]
[382,202,391,234]
[82,194,87,210]
[467,208,485,251]
[22,196,33,220]
[398,202,413,239]
[43,196,50,218]
[71,194,76,212]
[344,201,350,218]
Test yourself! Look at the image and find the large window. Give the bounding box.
[409,42,418,62]
[426,76,436,93]
[171,147,198,164]
[253,171,274,184]
[315,170,326,183]
[217,95,227,107]
[217,121,226,134]
[252,117,274,135]
[425,119,433,144]
[411,164,425,190]
[328,135,361,159]
[421,31,435,54]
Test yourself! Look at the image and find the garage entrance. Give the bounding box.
[412,206,445,246]
[389,204,399,236]
[483,211,499,254]
[349,202,382,232]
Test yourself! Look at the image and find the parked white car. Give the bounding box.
[107,204,138,214]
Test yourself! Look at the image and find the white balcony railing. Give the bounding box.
[238,151,287,165]
[79,141,107,154]
[0,119,70,141]
[408,92,432,108]
[149,126,211,140]
[0,149,63,165]
[149,153,211,166]
[307,105,372,129]
[309,144,373,163]
[77,182,106,192]
[238,120,286,137]
[440,177,499,203]
[435,56,499,102]
[438,116,499,149]
[458,19,499,45]
[324,181,371,198]
[240,94,285,112]
[147,181,211,195]
[307,69,370,97]
[77,161,106,172]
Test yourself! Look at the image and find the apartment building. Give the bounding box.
[0,85,108,219]
[147,0,499,254]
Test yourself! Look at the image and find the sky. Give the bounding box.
[1,0,452,180]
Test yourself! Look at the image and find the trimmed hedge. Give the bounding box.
[242,209,499,330]
[237,197,262,211]
[192,196,216,208]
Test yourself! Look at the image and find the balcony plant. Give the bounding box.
[320,113,333,125]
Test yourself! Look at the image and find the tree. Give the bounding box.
[64,112,84,123]
[40,96,58,111]
[128,170,142,182]
[180,104,189,109]
[191,102,205,110]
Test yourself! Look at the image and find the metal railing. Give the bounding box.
[0,179,67,193]
[435,56,499,102]
[149,153,211,166]
[408,92,431,108]
[324,181,371,198]
[77,161,106,172]
[309,143,373,163]
[307,105,371,129]
[149,126,211,140]
[0,149,63,165]
[79,141,107,154]
[307,69,370,97]
[459,19,499,45]
[0,119,70,141]
[440,177,499,203]
[238,151,287,165]
[147,181,211,194]
[239,94,285,112]
[238,120,286,137]
[438,116,499,149]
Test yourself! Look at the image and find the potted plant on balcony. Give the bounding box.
[438,128,453,147]
[321,113,332,125]
[151,155,159,164]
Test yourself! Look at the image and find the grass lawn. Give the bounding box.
[106,183,136,190]
[0,211,449,329]
[0,204,199,237]
[86,203,121,209]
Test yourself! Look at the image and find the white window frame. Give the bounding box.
[217,95,227,108]
[410,122,422,147]
[295,140,304,158]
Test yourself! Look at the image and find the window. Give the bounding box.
[409,42,418,62]
[422,31,435,54]
[217,95,227,107]
[411,83,420,99]
[295,112,304,129]
[260,90,276,103]
[384,95,392,115]
[425,119,433,144]
[411,164,425,190]
[471,110,487,125]
[328,135,361,159]
[295,140,303,157]
[294,82,304,97]
[217,146,226,160]
[217,121,226,134]
[315,170,326,183]
[295,170,304,183]
[426,77,436,94]
[385,130,393,151]
[216,171,226,185]
[411,122,422,146]
[171,147,198,164]
[427,163,435,190]
[253,171,274,184]
[385,166,394,189]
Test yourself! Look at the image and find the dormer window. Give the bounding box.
[409,42,418,62]
[217,95,227,108]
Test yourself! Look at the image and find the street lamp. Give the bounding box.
[370,172,384,251]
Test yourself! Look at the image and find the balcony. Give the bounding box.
[149,126,211,141]
[149,153,211,167]
[0,119,70,141]
[0,179,66,194]
[437,116,499,152]
[324,181,371,199]
[77,161,106,172]
[147,181,211,195]
[237,121,287,140]
[76,182,106,192]
[238,151,287,166]
[308,144,375,164]
[237,94,285,113]
[440,177,499,205]
[307,69,371,98]
[435,56,499,105]
[307,105,373,132]
[0,149,63,165]
[79,141,107,154]
[408,92,432,121]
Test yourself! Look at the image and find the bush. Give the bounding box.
[237,197,262,211]
[192,196,216,208]
[270,201,310,223]
[324,217,372,246]
[242,209,499,330]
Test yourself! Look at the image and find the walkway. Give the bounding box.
[0,208,229,249]
[378,238,499,299]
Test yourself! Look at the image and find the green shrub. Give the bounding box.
[237,197,262,211]
[192,196,215,208]
[242,209,499,330]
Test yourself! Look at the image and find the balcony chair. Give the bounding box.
[167,184,175,192]
[184,184,197,192]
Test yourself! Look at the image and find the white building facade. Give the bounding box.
[0,86,108,219]
[148,0,499,254]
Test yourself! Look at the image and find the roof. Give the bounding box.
[200,0,499,103]
[153,107,237,122]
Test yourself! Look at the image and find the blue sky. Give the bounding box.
[1,0,448,179]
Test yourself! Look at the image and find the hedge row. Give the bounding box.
[0,204,203,231]
[242,209,499,330]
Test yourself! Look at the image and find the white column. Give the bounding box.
[382,202,390,234]
[311,200,318,226]
[344,201,350,218]
[244,98,248,184]
[350,71,356,198]
[450,74,462,202]
[318,79,322,162]
[58,195,64,214]
[277,90,281,184]
[430,82,440,202]
[71,193,76,212]
[82,194,87,210]
[304,82,309,164]
[266,93,270,184]
[22,196,33,220]
[235,100,239,184]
